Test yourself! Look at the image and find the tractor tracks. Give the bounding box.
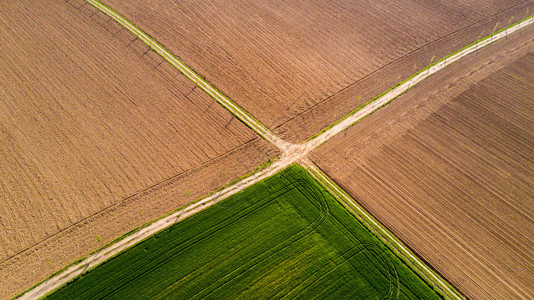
[17,2,534,298]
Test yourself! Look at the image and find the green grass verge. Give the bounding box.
[47,165,441,299]
[305,165,462,299]
[85,0,272,143]
[307,14,533,142]
[14,154,278,300]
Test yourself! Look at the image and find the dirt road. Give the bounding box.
[302,16,534,152]
[17,2,533,298]
[83,0,290,151]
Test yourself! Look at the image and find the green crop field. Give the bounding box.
[47,165,440,299]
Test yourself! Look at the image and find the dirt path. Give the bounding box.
[18,154,294,300]
[17,3,533,298]
[300,16,534,153]
[302,160,463,300]
[82,0,290,152]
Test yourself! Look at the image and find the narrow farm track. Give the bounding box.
[302,161,462,300]
[82,0,291,151]
[301,16,534,152]
[17,2,534,298]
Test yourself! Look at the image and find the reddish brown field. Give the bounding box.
[0,0,277,298]
[101,0,534,142]
[312,28,534,299]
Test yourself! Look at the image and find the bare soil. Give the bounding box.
[0,1,277,298]
[312,28,534,299]
[100,0,534,142]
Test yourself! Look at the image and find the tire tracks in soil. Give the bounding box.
[17,4,533,299]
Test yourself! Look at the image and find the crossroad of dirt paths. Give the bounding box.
[15,1,533,299]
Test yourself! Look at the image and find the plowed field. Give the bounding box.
[101,0,534,142]
[0,1,277,298]
[312,28,534,299]
[47,166,441,299]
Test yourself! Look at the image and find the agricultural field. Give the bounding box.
[47,165,441,299]
[312,28,534,299]
[0,0,277,298]
[3,0,533,298]
[101,0,534,142]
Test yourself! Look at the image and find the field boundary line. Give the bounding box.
[83,0,290,151]
[16,5,533,300]
[81,0,532,153]
[273,1,532,131]
[1,137,263,266]
[16,155,298,300]
[304,15,534,147]
[302,161,464,300]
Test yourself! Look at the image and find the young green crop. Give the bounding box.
[48,165,440,299]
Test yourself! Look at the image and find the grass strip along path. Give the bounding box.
[83,0,290,151]
[19,1,534,298]
[46,166,441,300]
[302,161,462,300]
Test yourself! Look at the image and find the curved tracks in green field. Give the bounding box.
[19,0,534,298]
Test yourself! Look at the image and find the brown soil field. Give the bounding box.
[312,27,534,299]
[100,0,534,142]
[0,0,277,298]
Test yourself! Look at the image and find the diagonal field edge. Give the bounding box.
[16,5,534,300]
[302,161,464,300]
[16,157,295,300]
[0,137,263,266]
[272,1,532,132]
[83,0,290,151]
[303,15,534,151]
